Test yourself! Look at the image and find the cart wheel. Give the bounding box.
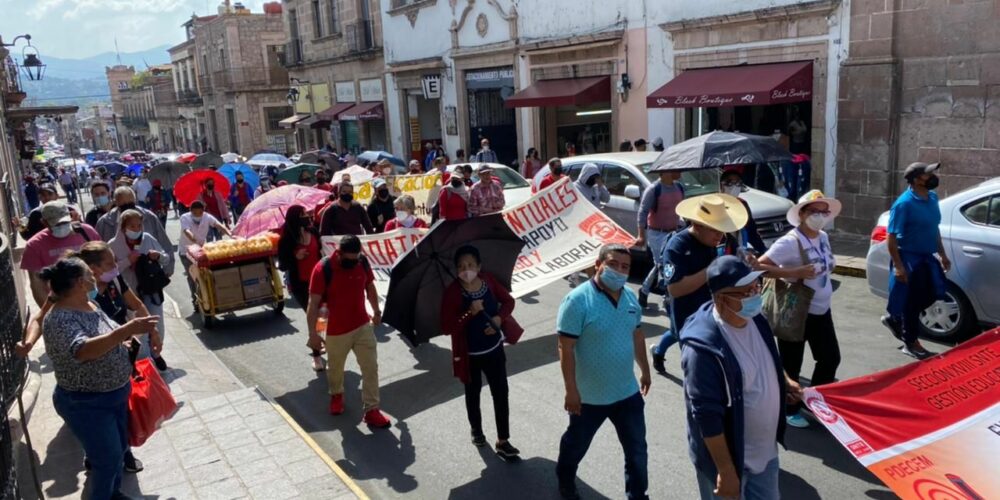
[273,300,285,315]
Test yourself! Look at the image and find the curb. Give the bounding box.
[833,264,866,279]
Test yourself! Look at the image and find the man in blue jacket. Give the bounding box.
[680,256,803,500]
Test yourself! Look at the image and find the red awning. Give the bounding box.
[318,102,354,120]
[339,102,384,121]
[646,61,813,108]
[504,76,611,108]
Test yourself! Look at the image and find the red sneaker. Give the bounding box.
[363,408,391,428]
[329,394,344,415]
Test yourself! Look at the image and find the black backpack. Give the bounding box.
[134,237,171,302]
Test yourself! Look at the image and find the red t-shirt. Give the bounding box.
[296,236,321,283]
[535,174,557,193]
[203,191,223,220]
[384,217,428,231]
[308,252,375,336]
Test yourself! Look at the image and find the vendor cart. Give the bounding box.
[186,243,285,328]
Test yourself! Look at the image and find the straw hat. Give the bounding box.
[676,194,748,233]
[787,190,842,227]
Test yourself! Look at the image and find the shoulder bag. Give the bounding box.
[761,236,815,342]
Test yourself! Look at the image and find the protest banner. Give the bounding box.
[322,177,634,302]
[351,172,441,221]
[804,328,1000,500]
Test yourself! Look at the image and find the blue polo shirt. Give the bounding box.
[665,229,717,332]
[887,188,941,255]
[557,280,642,405]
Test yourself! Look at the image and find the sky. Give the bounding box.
[0,0,269,59]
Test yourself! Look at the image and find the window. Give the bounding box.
[265,106,293,133]
[226,109,239,153]
[328,0,340,34]
[601,164,641,197]
[962,196,1000,227]
[312,0,323,38]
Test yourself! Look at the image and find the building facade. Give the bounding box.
[281,0,387,155]
[169,22,208,153]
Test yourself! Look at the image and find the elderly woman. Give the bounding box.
[109,209,171,370]
[758,190,842,429]
[384,195,428,231]
[40,257,156,500]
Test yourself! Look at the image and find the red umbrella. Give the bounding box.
[174,170,230,206]
[232,185,331,237]
[178,153,198,164]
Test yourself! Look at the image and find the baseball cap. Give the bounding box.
[707,255,764,294]
[634,138,648,147]
[38,183,57,194]
[903,162,940,182]
[41,201,72,227]
[652,137,664,148]
[476,164,493,173]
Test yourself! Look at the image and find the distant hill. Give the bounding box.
[41,45,172,81]
[21,77,110,109]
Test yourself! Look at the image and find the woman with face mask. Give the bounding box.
[436,169,471,221]
[277,205,326,371]
[719,169,768,256]
[440,245,520,459]
[757,190,842,429]
[37,257,158,499]
[384,195,428,231]
[108,210,171,370]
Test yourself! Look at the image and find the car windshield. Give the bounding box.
[470,167,530,190]
[640,163,719,196]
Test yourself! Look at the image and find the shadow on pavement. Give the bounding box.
[448,449,602,500]
[783,424,883,486]
[190,311,297,349]
[779,468,820,500]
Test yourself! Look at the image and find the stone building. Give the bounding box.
[169,18,211,153]
[190,4,292,155]
[281,0,386,154]
[104,64,136,150]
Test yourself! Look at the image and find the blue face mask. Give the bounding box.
[87,285,99,301]
[736,293,764,319]
[126,229,143,240]
[95,195,110,206]
[600,267,628,291]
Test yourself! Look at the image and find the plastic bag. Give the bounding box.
[128,358,177,447]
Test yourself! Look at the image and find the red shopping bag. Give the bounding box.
[127,358,177,447]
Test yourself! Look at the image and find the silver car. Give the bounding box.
[557,152,796,259]
[866,177,1000,341]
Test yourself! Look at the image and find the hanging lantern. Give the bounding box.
[20,44,45,81]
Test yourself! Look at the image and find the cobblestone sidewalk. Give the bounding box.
[15,297,364,500]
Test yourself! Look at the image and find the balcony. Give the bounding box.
[346,20,379,54]
[200,68,288,94]
[177,89,203,106]
[121,116,150,129]
[283,39,303,67]
[2,56,26,107]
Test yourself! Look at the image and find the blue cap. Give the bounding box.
[707,255,765,293]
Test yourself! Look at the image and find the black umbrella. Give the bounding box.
[148,161,189,186]
[649,131,793,172]
[192,152,224,170]
[383,213,526,345]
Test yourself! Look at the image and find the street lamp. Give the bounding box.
[21,44,45,81]
[285,87,299,107]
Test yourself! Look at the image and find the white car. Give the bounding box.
[446,163,532,208]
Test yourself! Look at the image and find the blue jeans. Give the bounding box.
[53,384,130,500]
[781,160,811,202]
[695,457,779,500]
[887,252,946,343]
[140,294,165,359]
[652,306,681,356]
[556,391,648,499]
[641,229,673,295]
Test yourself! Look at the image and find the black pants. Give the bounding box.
[464,347,509,440]
[778,310,841,412]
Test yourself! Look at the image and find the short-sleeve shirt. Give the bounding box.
[763,229,835,315]
[556,280,642,405]
[308,253,375,336]
[20,224,101,273]
[665,229,717,331]
[179,212,219,255]
[295,236,321,283]
[888,188,941,255]
[42,307,132,393]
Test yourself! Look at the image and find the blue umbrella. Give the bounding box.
[127,163,144,176]
[357,150,405,167]
[103,162,127,176]
[218,163,260,190]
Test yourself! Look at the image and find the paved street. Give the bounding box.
[161,219,937,500]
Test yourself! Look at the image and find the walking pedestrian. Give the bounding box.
[468,165,505,216]
[633,138,648,152]
[680,255,802,500]
[179,201,231,305]
[555,244,651,500]
[407,160,423,175]
[58,168,77,204]
[228,171,254,221]
[254,175,273,197]
[757,190,841,429]
[147,180,169,228]
[636,170,684,308]
[881,162,949,359]
[22,183,61,240]
[649,194,747,374]
[719,169,767,256]
[455,148,467,164]
[522,148,543,179]
[194,179,231,227]
[436,172,471,221]
[319,183,374,236]
[474,138,499,164]
[423,142,439,171]
[534,158,566,193]
[383,195,428,231]
[574,163,609,208]
[367,178,396,233]
[133,171,152,208]
[314,169,332,191]
[652,137,664,152]
[97,187,174,259]
[440,245,521,458]
[85,181,113,230]
[619,140,634,152]
[306,235,391,427]
[277,205,325,371]
[20,201,101,307]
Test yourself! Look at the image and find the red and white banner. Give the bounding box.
[805,329,1000,500]
[322,177,634,301]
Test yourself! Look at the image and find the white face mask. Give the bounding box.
[724,185,742,197]
[805,213,828,231]
[459,270,478,283]
[395,210,410,222]
[51,223,72,239]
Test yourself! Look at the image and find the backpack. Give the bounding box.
[134,236,171,302]
[320,254,371,285]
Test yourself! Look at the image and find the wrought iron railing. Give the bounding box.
[346,20,377,53]
[0,234,25,498]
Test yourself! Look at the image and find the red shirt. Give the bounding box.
[534,174,558,193]
[438,190,469,220]
[316,183,334,192]
[308,252,375,336]
[384,217,428,231]
[202,191,224,220]
[296,236,321,283]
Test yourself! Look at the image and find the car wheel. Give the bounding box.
[918,283,976,342]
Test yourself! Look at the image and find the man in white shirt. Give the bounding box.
[179,200,231,303]
[133,172,153,208]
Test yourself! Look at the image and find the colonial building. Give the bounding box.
[281,0,387,154]
[169,18,210,153]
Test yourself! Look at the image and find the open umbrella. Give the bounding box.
[275,164,320,185]
[232,185,331,237]
[249,153,291,164]
[126,163,144,176]
[174,170,230,206]
[383,213,526,345]
[218,163,260,190]
[192,152,224,170]
[357,150,405,167]
[297,150,338,166]
[148,161,189,186]
[650,131,793,172]
[103,161,127,176]
[177,153,198,164]
[221,152,241,163]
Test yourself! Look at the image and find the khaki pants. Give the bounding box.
[325,323,380,411]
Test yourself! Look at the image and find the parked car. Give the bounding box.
[445,163,532,208]
[552,152,795,259]
[866,177,1000,341]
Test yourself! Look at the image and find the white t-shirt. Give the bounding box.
[134,178,152,202]
[179,212,219,255]
[713,309,780,474]
[763,229,835,315]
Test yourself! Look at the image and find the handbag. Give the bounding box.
[501,315,524,345]
[128,358,178,447]
[761,237,815,343]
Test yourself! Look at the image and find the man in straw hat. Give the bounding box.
[649,194,748,374]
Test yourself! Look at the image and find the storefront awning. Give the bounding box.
[295,115,330,129]
[317,102,355,121]
[646,61,813,108]
[5,105,80,121]
[339,102,384,121]
[504,76,611,108]
[278,114,309,128]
